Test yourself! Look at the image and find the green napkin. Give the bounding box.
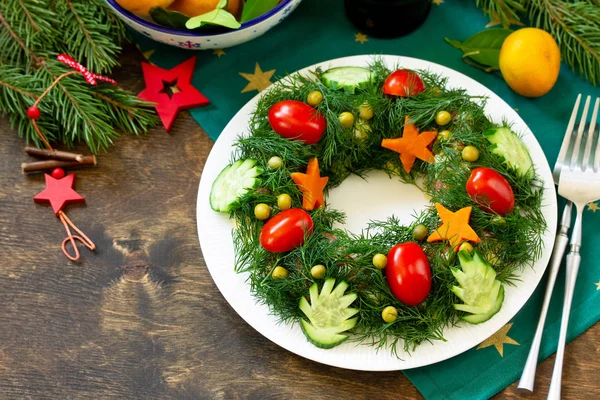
[132,1,600,398]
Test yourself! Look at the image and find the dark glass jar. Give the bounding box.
[344,0,431,38]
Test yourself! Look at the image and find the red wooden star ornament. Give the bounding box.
[138,57,210,132]
[33,170,95,261]
[34,173,85,214]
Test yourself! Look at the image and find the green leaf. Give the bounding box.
[445,28,513,69]
[216,0,228,9]
[149,7,189,29]
[240,0,279,23]
[186,8,241,29]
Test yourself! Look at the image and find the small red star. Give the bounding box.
[34,174,85,215]
[138,57,210,132]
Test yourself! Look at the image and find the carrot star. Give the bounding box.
[427,203,480,251]
[381,117,437,173]
[291,158,329,210]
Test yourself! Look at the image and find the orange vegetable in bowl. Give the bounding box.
[168,0,242,18]
[116,0,175,17]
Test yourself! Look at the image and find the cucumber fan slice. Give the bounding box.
[209,159,262,213]
[299,278,359,349]
[451,250,505,324]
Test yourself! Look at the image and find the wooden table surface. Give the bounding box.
[0,47,598,400]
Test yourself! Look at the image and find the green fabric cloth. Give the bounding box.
[132,1,600,398]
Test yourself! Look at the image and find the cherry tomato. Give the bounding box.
[386,242,432,306]
[383,69,426,97]
[466,167,515,216]
[268,100,326,144]
[260,208,314,252]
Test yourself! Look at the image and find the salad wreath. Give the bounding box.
[209,60,546,354]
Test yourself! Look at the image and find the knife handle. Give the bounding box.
[518,201,572,392]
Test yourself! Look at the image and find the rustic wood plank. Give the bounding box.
[0,44,597,399]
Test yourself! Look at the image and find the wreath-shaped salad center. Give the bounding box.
[209,60,545,353]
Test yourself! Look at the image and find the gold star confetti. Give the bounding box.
[587,202,599,213]
[135,44,156,63]
[486,12,525,28]
[432,0,444,5]
[239,62,276,93]
[477,323,520,357]
[355,32,368,44]
[595,281,600,290]
[213,49,226,58]
[142,49,155,60]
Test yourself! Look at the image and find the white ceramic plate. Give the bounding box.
[196,55,557,371]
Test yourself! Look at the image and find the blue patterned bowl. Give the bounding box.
[105,0,302,50]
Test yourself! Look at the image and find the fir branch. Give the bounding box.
[0,60,158,151]
[56,0,126,73]
[474,0,525,27]
[528,0,600,85]
[0,0,56,69]
[93,88,159,135]
[39,59,156,151]
[475,0,600,85]
[0,0,157,152]
[0,64,60,146]
[0,67,38,101]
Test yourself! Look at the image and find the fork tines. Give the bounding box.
[556,95,600,175]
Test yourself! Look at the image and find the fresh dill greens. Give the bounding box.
[225,59,546,355]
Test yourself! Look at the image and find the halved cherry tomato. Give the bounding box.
[260,208,314,252]
[386,242,431,306]
[268,100,327,144]
[383,69,426,97]
[466,167,515,216]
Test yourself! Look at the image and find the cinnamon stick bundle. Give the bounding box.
[24,146,85,162]
[22,155,96,174]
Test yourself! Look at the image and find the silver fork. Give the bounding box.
[549,95,600,400]
[518,94,582,393]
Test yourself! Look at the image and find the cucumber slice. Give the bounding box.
[462,286,504,324]
[209,159,262,213]
[299,278,359,349]
[321,67,375,94]
[484,127,534,178]
[451,250,505,324]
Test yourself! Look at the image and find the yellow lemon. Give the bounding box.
[168,0,242,18]
[499,28,561,98]
[116,0,175,16]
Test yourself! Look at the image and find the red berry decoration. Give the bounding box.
[27,106,41,119]
[51,168,66,179]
